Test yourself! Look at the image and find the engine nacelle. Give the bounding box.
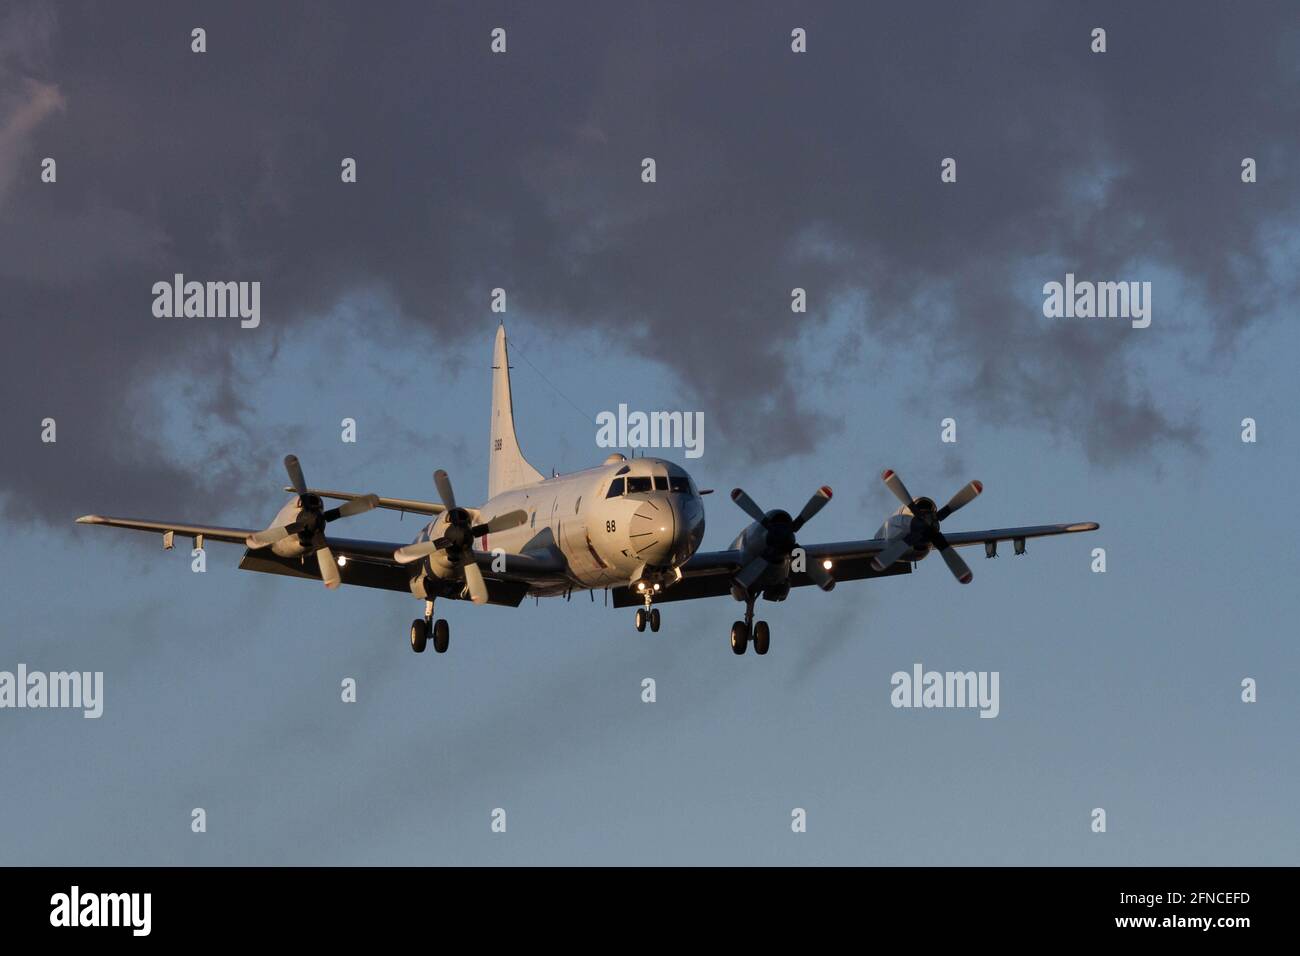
[268,495,322,558]
[875,497,937,562]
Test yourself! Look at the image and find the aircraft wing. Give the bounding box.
[76,514,257,544]
[612,545,912,607]
[76,515,556,606]
[609,520,1098,608]
[285,487,445,517]
[939,521,1099,549]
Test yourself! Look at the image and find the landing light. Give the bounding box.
[822,559,833,570]
[653,583,660,591]
[337,556,347,567]
[636,582,646,591]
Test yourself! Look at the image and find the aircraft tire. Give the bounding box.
[730,621,748,655]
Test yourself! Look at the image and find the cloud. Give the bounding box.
[0,53,63,199]
[2,1,1297,528]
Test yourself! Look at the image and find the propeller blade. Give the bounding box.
[938,544,973,585]
[317,546,342,589]
[471,509,528,536]
[730,488,767,523]
[433,469,457,511]
[734,556,771,591]
[870,536,912,572]
[881,469,915,508]
[462,559,489,605]
[805,559,836,592]
[392,541,437,565]
[284,454,308,494]
[323,493,380,522]
[792,485,833,531]
[936,480,983,521]
[246,524,293,548]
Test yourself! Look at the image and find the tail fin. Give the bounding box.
[489,324,545,498]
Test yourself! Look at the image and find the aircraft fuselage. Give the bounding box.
[409,455,705,596]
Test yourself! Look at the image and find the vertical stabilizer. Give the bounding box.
[489,325,545,498]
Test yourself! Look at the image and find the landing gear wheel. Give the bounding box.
[649,608,660,633]
[730,621,749,655]
[432,618,450,654]
[409,619,428,654]
[635,608,647,632]
[752,620,770,656]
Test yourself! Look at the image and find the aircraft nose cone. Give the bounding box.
[630,498,675,565]
[630,495,704,567]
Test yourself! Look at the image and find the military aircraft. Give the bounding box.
[77,325,1099,656]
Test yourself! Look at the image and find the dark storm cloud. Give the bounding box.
[2,1,1296,523]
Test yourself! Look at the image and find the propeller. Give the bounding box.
[871,469,983,584]
[729,485,835,592]
[245,455,380,589]
[391,469,527,605]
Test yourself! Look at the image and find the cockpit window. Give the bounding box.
[669,476,691,494]
[605,477,624,498]
[626,476,653,493]
[654,475,669,491]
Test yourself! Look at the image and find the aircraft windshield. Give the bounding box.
[608,475,694,496]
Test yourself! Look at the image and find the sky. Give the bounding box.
[1,0,1298,865]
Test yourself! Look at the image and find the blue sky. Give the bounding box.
[4,290,1298,864]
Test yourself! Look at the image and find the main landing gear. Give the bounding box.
[410,599,450,654]
[730,597,770,656]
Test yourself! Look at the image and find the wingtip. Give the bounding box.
[75,515,101,524]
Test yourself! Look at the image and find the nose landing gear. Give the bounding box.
[634,602,661,633]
